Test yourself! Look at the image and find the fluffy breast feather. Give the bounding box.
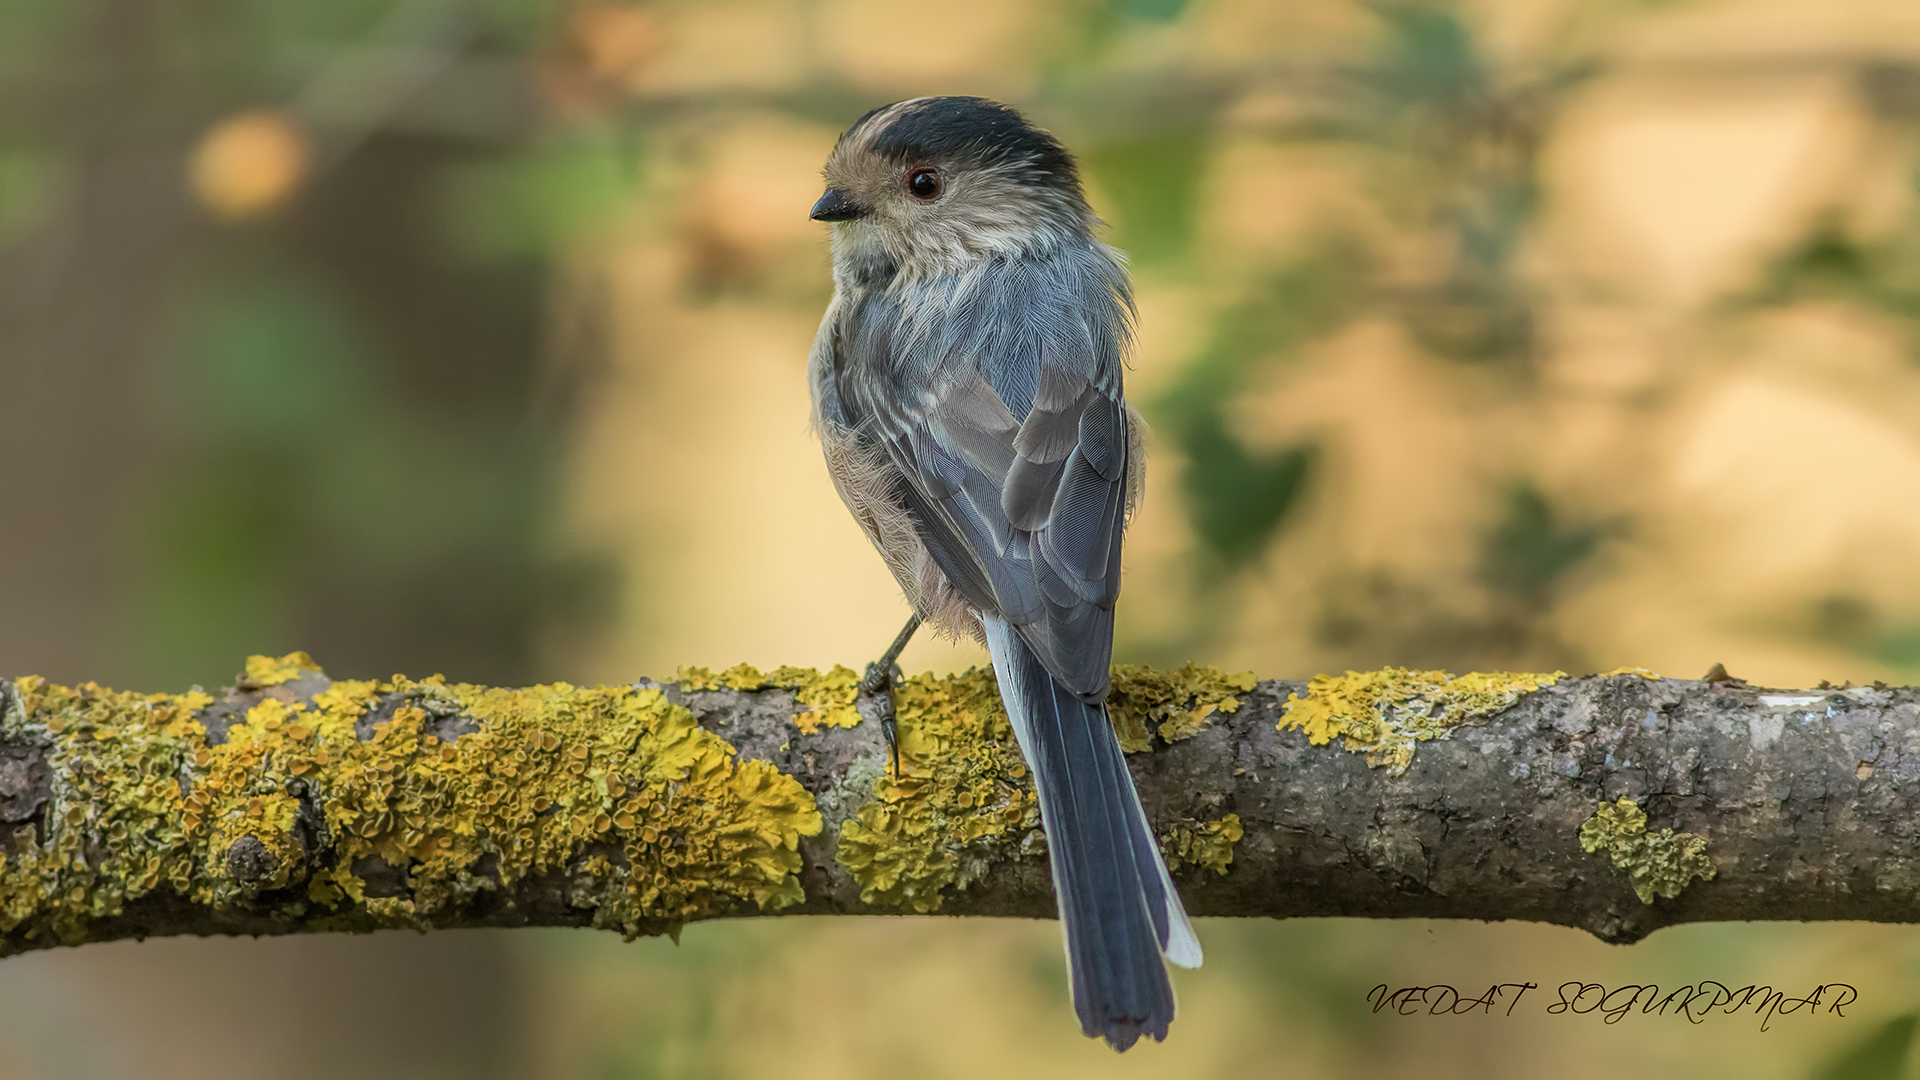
[810,295,979,641]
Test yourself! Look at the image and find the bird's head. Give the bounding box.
[812,96,1095,277]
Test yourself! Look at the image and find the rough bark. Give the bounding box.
[0,661,1913,957]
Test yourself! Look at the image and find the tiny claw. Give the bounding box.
[860,658,904,780]
[857,614,922,782]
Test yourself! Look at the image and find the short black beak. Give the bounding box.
[809,188,866,222]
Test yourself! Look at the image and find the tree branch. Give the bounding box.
[0,654,1909,957]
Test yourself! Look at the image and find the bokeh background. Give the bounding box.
[4,0,1920,1076]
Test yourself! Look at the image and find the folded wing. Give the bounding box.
[832,245,1135,701]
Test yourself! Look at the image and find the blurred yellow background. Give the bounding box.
[5,0,1920,1076]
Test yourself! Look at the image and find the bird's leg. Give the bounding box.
[858,614,921,779]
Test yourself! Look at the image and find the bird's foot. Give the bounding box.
[856,614,921,780]
[858,659,904,780]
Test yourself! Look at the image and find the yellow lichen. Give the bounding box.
[1281,667,1563,773]
[243,651,322,687]
[3,655,1261,940]
[675,663,864,734]
[1578,797,1715,904]
[834,668,1040,912]
[1160,813,1243,876]
[0,656,822,948]
[674,663,768,692]
[835,664,1257,911]
[1107,663,1257,752]
[1599,666,1662,680]
[0,677,210,940]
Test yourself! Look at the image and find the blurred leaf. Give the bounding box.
[1368,1,1489,120]
[1178,427,1316,568]
[170,277,375,438]
[1810,1012,1917,1080]
[135,452,304,676]
[537,547,624,633]
[0,145,58,246]
[137,276,377,678]
[1108,0,1190,23]
[1872,622,1920,669]
[0,3,84,78]
[1478,481,1603,610]
[442,133,640,258]
[1159,246,1369,417]
[1866,611,1920,668]
[1083,128,1210,263]
[1403,274,1536,362]
[1155,250,1363,569]
[1248,2,1578,371]
[220,0,405,61]
[1804,597,1920,673]
[1812,595,1881,653]
[1861,62,1920,123]
[1046,0,1197,67]
[1749,219,1920,338]
[1755,221,1880,304]
[1313,566,1585,672]
[139,262,550,686]
[1304,481,1603,671]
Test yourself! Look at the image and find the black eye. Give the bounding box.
[905,167,942,201]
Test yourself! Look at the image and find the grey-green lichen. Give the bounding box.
[1578,797,1716,904]
[834,664,1250,912]
[0,653,821,948]
[1281,667,1564,773]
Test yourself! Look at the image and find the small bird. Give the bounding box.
[805,96,1201,1051]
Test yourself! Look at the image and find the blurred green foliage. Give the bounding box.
[5,2,1920,1077]
[5,0,1638,679]
[1752,218,1920,351]
[1081,128,1210,264]
[1478,482,1605,613]
[1743,70,1920,369]
[1118,3,1596,664]
[442,131,642,259]
[137,269,553,685]
[0,145,56,245]
[1810,597,1920,672]
[1811,1013,1918,1080]
[1321,3,1573,369]
[0,0,584,691]
[1109,0,1190,22]
[1153,254,1362,571]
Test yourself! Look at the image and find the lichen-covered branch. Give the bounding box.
[0,654,1912,956]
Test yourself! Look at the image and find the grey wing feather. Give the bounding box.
[834,243,1134,701]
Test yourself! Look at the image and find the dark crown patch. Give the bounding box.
[860,97,1080,192]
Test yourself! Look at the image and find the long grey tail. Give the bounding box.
[981,615,1203,1052]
